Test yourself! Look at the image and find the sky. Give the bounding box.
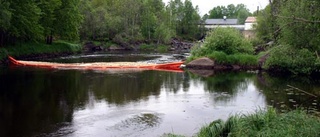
[162,0,269,16]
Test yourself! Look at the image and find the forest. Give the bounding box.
[0,0,203,47]
[255,0,320,74]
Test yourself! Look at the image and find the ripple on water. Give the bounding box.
[106,112,163,136]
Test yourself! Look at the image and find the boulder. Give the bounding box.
[186,57,215,69]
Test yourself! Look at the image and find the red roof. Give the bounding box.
[245,17,256,23]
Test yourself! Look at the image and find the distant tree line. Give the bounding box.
[0,0,202,47]
[79,0,201,45]
[203,4,252,24]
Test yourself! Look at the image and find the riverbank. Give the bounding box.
[0,41,82,64]
[165,108,320,137]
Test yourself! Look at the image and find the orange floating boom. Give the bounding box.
[8,56,184,72]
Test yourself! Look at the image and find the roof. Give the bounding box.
[205,19,238,25]
[245,17,257,23]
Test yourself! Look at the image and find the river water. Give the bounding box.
[0,53,319,137]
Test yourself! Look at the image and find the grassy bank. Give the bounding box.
[188,50,258,66]
[166,108,320,137]
[187,27,258,67]
[0,41,82,61]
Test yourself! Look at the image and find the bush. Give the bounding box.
[188,27,256,66]
[202,27,253,55]
[264,45,317,74]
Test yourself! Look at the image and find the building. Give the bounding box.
[243,17,257,38]
[244,16,257,30]
[204,16,244,30]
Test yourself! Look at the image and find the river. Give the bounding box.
[0,53,319,137]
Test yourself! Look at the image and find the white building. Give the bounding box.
[244,17,257,30]
[204,16,244,30]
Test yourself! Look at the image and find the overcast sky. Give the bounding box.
[162,0,269,16]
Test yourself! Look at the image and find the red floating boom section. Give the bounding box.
[8,56,184,72]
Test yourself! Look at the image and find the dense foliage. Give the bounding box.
[0,0,201,47]
[79,0,201,45]
[0,0,82,45]
[0,41,81,60]
[188,27,256,66]
[256,0,320,74]
[264,46,318,74]
[205,4,252,24]
[197,108,320,137]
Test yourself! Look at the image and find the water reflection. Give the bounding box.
[254,72,320,113]
[1,54,319,137]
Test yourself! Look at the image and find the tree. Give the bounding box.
[182,0,201,38]
[277,0,320,52]
[38,0,62,44]
[208,6,227,19]
[8,0,43,42]
[256,0,320,74]
[207,4,251,24]
[166,0,201,39]
[0,0,12,46]
[255,5,274,42]
[54,0,83,41]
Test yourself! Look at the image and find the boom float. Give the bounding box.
[8,56,184,72]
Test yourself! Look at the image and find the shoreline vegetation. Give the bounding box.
[163,108,320,137]
[1,0,320,137]
[0,41,82,64]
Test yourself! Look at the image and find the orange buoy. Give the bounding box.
[8,56,184,72]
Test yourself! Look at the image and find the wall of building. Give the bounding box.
[244,23,256,30]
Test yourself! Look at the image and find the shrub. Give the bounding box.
[264,45,317,74]
[188,27,257,66]
[202,27,253,55]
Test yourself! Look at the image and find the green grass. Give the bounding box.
[197,108,320,137]
[167,108,320,137]
[139,44,154,51]
[157,45,169,53]
[0,41,82,60]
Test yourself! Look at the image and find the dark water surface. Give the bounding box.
[0,53,319,137]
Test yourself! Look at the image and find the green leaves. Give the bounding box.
[208,4,251,24]
[256,0,320,74]
[204,27,253,55]
[0,0,12,30]
[1,0,83,46]
[265,46,317,74]
[188,27,256,66]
